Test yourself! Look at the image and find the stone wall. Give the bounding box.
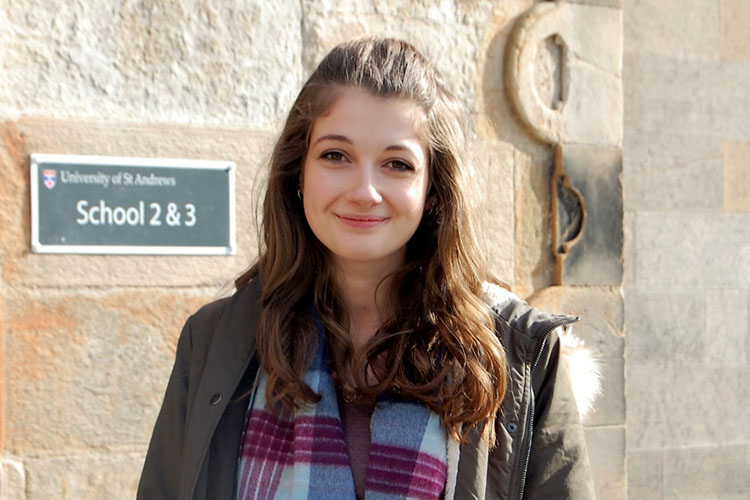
[0,1,644,498]
[624,1,750,498]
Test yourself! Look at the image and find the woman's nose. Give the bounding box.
[346,166,383,205]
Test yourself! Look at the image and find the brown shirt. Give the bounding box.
[337,391,375,500]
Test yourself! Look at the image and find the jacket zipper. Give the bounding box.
[517,317,578,500]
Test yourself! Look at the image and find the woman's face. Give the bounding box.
[301,86,430,273]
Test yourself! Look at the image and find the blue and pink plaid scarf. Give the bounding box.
[235,333,448,500]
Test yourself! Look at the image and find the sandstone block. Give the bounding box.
[623,210,635,287]
[715,62,750,138]
[469,139,515,284]
[625,288,705,367]
[720,0,750,61]
[627,364,750,450]
[723,140,750,212]
[634,212,750,289]
[24,453,143,500]
[4,288,217,454]
[705,289,749,365]
[1,119,273,287]
[512,149,556,296]
[624,53,720,136]
[584,426,626,500]
[624,129,721,172]
[662,444,750,500]
[567,0,621,6]
[624,131,722,211]
[0,0,303,127]
[299,2,485,115]
[624,0,719,58]
[627,450,663,500]
[0,458,26,500]
[626,53,750,140]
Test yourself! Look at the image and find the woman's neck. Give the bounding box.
[333,259,397,352]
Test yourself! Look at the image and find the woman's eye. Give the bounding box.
[385,160,414,172]
[321,150,347,163]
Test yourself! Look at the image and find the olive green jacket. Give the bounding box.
[137,279,596,499]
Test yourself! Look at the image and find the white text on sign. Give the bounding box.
[75,200,196,227]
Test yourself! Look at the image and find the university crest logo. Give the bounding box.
[43,169,57,190]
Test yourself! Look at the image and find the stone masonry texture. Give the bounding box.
[624,0,750,498]
[1,0,744,499]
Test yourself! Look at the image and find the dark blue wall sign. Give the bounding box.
[31,154,236,255]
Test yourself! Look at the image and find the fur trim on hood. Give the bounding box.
[483,283,601,422]
[558,324,601,422]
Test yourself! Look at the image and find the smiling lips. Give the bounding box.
[336,214,388,228]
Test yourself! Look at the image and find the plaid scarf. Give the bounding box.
[235,333,448,500]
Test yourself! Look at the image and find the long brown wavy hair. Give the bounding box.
[236,37,507,444]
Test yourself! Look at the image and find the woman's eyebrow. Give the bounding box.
[384,144,415,152]
[312,134,352,146]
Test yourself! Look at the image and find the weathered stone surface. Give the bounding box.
[476,3,548,149]
[300,0,493,116]
[627,364,750,450]
[1,118,272,287]
[24,453,143,500]
[505,2,622,145]
[723,140,750,212]
[720,0,750,62]
[624,129,723,211]
[624,129,722,173]
[622,210,635,287]
[662,444,750,500]
[634,212,750,289]
[470,139,515,284]
[4,288,215,454]
[512,148,556,297]
[557,145,623,286]
[627,450,662,500]
[0,458,26,500]
[0,0,304,127]
[714,61,750,139]
[625,53,750,140]
[625,289,706,367]
[584,426,626,500]
[529,286,625,426]
[624,53,720,135]
[624,0,719,58]
[705,289,749,365]
[567,0,621,6]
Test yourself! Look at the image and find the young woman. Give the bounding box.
[138,37,597,500]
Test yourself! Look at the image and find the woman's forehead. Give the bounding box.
[310,86,429,144]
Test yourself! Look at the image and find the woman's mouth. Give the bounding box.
[336,214,388,228]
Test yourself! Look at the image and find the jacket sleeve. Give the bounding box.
[523,327,596,499]
[137,314,195,500]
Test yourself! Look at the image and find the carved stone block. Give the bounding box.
[553,145,623,286]
[505,2,622,145]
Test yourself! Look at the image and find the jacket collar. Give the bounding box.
[182,280,262,499]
